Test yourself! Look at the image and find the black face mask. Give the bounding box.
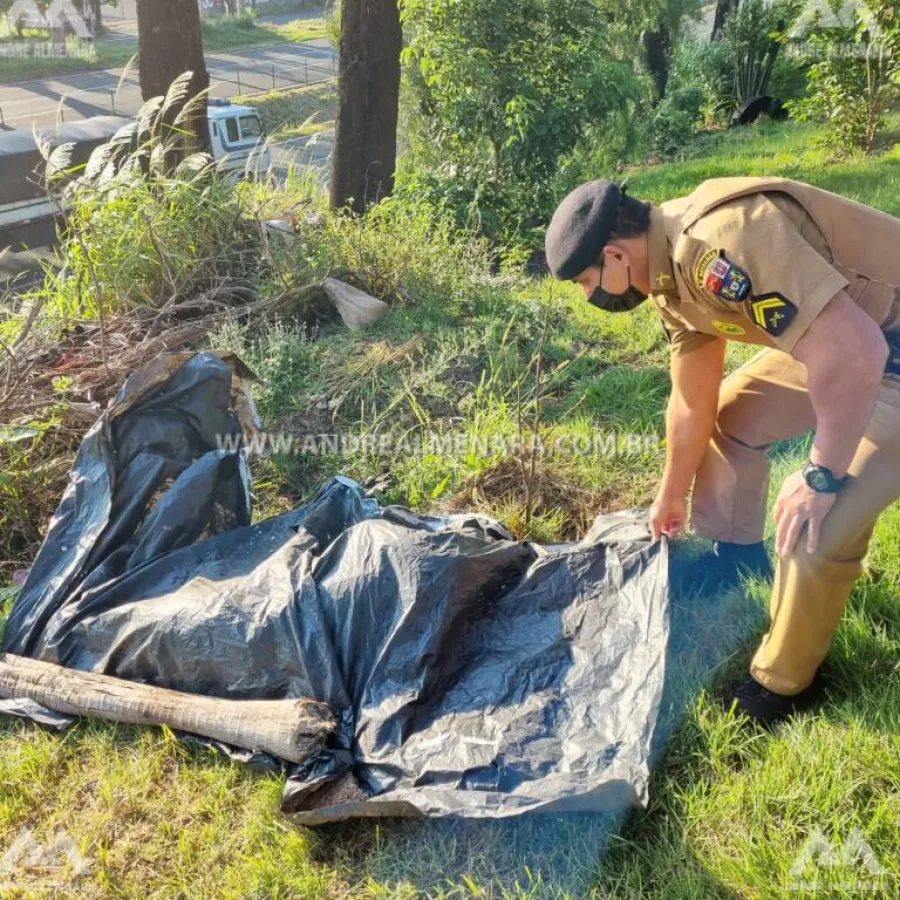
[587,264,648,314]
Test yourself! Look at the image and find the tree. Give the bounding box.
[70,0,118,35]
[598,0,701,100]
[712,0,740,39]
[403,0,635,238]
[643,26,673,98]
[330,0,402,213]
[89,0,107,34]
[135,0,210,154]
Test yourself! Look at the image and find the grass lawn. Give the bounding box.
[236,80,336,141]
[270,17,330,44]
[1,118,899,898]
[0,13,327,85]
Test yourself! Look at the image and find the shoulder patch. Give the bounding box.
[694,248,719,287]
[751,293,797,336]
[697,251,752,302]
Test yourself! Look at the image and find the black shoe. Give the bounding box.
[713,540,774,581]
[730,672,825,727]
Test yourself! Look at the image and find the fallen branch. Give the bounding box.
[10,291,46,351]
[0,653,334,764]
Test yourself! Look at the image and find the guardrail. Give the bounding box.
[223,55,337,94]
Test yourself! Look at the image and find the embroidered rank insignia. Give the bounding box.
[655,271,673,289]
[698,251,752,302]
[751,293,797,337]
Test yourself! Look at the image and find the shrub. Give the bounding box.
[1,135,499,575]
[645,85,706,155]
[725,0,800,104]
[641,0,806,154]
[716,0,804,108]
[668,38,737,125]
[400,0,637,247]
[789,2,900,154]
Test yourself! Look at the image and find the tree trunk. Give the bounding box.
[0,653,334,764]
[712,0,739,40]
[644,25,671,99]
[89,0,103,34]
[330,0,402,214]
[136,0,211,154]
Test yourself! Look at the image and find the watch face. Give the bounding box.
[805,464,840,493]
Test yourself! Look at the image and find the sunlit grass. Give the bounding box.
[235,80,336,143]
[625,115,900,217]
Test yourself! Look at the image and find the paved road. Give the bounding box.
[271,126,333,179]
[0,40,335,131]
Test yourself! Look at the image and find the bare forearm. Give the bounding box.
[660,397,717,499]
[773,294,888,558]
[795,293,889,478]
[809,365,884,477]
[659,339,726,500]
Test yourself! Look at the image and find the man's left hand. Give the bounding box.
[773,470,837,557]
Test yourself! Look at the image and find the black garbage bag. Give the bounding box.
[1,352,670,823]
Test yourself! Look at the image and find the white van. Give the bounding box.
[206,99,273,180]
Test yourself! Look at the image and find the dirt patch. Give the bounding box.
[296,335,425,427]
[445,456,617,541]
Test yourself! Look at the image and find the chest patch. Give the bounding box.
[751,293,797,336]
[697,251,752,302]
[712,320,747,336]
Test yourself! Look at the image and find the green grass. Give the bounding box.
[202,13,289,52]
[624,114,900,215]
[235,80,336,141]
[2,117,900,897]
[0,13,327,85]
[269,17,330,44]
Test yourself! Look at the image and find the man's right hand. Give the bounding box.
[649,492,687,542]
[653,338,726,544]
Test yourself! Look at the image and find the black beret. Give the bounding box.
[545,179,623,280]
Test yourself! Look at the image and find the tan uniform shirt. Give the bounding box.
[648,177,900,357]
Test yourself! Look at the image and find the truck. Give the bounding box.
[0,102,272,253]
[206,98,272,180]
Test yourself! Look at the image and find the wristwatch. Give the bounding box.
[803,461,847,494]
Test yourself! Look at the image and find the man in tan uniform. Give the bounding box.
[545,176,900,724]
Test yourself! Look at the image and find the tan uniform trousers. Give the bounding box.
[691,348,900,695]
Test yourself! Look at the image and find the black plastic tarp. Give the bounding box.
[1,352,670,823]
